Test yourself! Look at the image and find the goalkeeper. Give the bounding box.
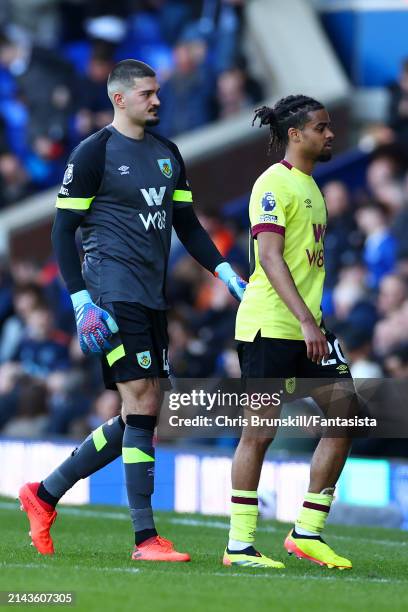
[19,59,246,562]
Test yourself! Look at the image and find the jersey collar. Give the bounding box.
[280,159,313,180]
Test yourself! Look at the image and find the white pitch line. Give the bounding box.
[2,500,406,548]
[0,501,129,521]
[168,517,261,531]
[205,572,404,584]
[1,562,140,574]
[1,563,404,585]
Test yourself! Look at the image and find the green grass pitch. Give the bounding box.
[0,497,407,612]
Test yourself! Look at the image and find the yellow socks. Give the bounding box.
[295,490,334,536]
[228,489,258,547]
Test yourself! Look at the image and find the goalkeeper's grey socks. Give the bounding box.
[123,415,157,545]
[39,415,125,505]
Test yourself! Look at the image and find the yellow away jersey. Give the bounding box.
[236,160,327,341]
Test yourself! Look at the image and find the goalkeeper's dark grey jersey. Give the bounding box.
[55,126,192,309]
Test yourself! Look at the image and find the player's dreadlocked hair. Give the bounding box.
[253,95,324,154]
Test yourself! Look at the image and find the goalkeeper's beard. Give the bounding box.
[145,116,160,126]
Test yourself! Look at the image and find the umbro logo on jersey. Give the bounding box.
[304,199,312,208]
[118,165,130,175]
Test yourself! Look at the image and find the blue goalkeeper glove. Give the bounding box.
[71,290,118,355]
[215,262,247,302]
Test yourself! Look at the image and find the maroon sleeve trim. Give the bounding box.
[251,223,285,238]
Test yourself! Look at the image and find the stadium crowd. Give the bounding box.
[0,2,407,455]
[0,0,260,207]
[1,141,408,442]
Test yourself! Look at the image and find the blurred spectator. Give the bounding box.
[366,147,406,201]
[384,344,408,378]
[0,152,34,206]
[45,368,91,435]
[215,64,263,120]
[14,306,71,378]
[323,181,361,288]
[215,345,240,377]
[37,258,75,335]
[74,41,115,138]
[356,203,397,290]
[88,389,121,430]
[374,299,408,356]
[168,311,216,377]
[0,282,46,363]
[332,263,367,321]
[0,116,10,155]
[0,27,77,158]
[10,258,41,285]
[377,273,407,318]
[388,58,408,150]
[391,174,408,258]
[340,326,383,378]
[197,213,247,269]
[158,35,214,137]
[2,1,62,48]
[0,259,13,328]
[0,360,22,429]
[1,375,48,437]
[159,1,201,46]
[216,68,247,119]
[199,0,244,74]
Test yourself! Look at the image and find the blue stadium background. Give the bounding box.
[1,0,408,526]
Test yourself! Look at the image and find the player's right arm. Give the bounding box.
[52,134,118,354]
[257,232,329,364]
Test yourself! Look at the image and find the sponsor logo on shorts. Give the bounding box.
[157,158,173,178]
[285,377,296,394]
[259,213,278,223]
[336,364,349,374]
[62,163,74,185]
[118,165,130,175]
[137,351,152,369]
[261,192,276,211]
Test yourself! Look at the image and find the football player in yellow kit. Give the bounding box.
[223,95,355,570]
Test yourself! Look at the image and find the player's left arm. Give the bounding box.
[170,144,246,301]
[53,136,118,354]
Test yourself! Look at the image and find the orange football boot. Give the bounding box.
[19,482,57,555]
[131,536,190,562]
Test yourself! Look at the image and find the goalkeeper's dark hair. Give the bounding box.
[252,95,324,153]
[107,59,156,99]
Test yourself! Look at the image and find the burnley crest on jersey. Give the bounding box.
[63,163,74,185]
[157,158,173,178]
